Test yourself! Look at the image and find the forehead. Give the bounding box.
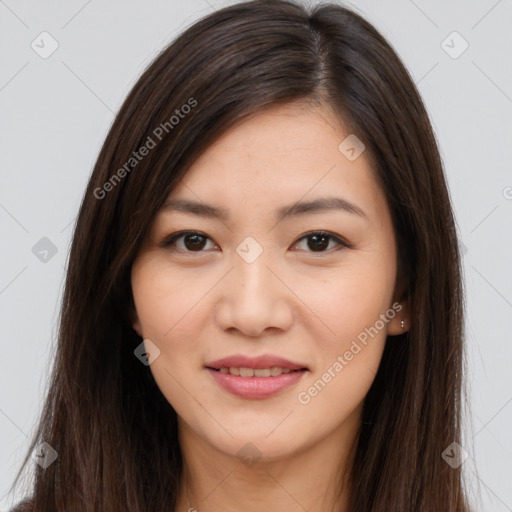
[165,102,386,223]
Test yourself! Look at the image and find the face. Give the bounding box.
[130,101,408,462]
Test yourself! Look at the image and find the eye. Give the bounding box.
[292,231,351,253]
[160,231,217,253]
[160,230,351,255]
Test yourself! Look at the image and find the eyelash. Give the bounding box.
[159,230,352,255]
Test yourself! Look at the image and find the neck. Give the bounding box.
[174,412,360,512]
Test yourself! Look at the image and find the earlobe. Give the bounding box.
[130,308,143,338]
[388,273,410,336]
[132,320,142,338]
[387,300,410,336]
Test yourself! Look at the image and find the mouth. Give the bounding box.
[207,366,308,377]
[205,354,309,399]
[205,353,309,372]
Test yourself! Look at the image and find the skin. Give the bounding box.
[131,101,410,512]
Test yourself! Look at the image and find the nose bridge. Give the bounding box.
[215,234,293,335]
[232,234,277,301]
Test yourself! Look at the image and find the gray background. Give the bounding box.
[1,0,511,510]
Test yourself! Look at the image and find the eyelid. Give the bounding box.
[160,230,353,254]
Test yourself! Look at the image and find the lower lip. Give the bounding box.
[207,368,307,399]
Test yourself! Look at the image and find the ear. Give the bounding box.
[387,298,410,336]
[387,278,411,336]
[129,301,143,338]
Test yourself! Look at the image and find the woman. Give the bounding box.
[8,0,472,510]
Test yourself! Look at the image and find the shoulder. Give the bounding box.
[9,498,34,512]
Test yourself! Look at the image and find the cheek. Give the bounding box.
[131,260,208,415]
[294,276,393,420]
[131,258,211,343]
[302,255,396,350]
[293,246,396,414]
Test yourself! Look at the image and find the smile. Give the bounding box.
[214,366,301,377]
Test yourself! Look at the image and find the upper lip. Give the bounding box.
[206,354,309,371]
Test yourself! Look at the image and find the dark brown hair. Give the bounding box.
[9,1,472,510]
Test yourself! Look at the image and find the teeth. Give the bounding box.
[239,367,254,377]
[254,368,270,377]
[219,367,296,377]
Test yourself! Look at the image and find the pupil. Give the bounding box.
[309,234,328,251]
[185,234,206,251]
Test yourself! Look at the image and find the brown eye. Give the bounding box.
[160,230,350,255]
[182,233,207,251]
[306,233,330,251]
[161,231,217,253]
[293,231,349,253]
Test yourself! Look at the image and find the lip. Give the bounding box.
[205,354,309,399]
[207,368,307,399]
[205,354,308,371]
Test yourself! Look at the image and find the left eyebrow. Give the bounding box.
[276,197,367,221]
[160,196,368,222]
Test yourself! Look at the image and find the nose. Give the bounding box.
[214,245,294,338]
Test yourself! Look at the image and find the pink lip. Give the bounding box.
[205,354,309,399]
[205,354,308,371]
[207,368,307,399]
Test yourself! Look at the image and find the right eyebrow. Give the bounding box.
[160,196,368,222]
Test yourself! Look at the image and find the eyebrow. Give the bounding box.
[160,197,367,222]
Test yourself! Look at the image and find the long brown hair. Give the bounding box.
[9,1,472,510]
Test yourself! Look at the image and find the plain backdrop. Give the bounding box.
[1,0,511,510]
